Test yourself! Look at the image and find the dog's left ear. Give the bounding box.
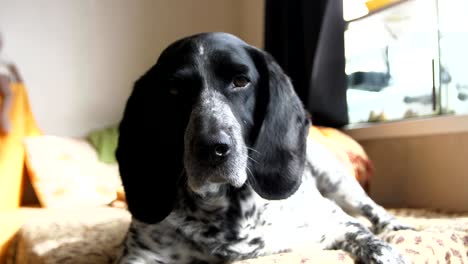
[247,46,310,200]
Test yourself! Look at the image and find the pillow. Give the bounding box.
[86,125,119,164]
[308,126,373,190]
[23,135,121,208]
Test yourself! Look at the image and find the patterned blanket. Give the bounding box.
[4,207,467,264]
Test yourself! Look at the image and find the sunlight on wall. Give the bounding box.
[0,0,247,136]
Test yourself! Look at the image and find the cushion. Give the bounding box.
[23,136,121,208]
[309,126,373,190]
[0,83,41,210]
[86,125,119,164]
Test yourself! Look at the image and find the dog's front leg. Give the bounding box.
[318,200,410,264]
[307,140,413,234]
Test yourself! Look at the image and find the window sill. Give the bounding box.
[343,114,468,141]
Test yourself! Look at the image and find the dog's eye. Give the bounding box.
[232,75,250,88]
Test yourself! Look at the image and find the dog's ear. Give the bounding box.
[116,65,188,224]
[247,47,310,200]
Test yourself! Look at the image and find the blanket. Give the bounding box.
[3,207,467,264]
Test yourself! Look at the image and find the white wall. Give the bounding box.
[0,0,263,137]
[238,0,265,49]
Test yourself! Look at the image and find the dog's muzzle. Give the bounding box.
[183,89,248,193]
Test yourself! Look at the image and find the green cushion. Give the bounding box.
[87,125,119,164]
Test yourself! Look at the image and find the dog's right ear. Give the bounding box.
[245,47,310,200]
[116,65,188,224]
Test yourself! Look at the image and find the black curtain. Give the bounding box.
[264,0,348,128]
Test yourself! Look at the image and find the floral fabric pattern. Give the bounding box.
[6,208,468,264]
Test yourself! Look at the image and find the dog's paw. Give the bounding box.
[373,219,414,235]
[362,244,411,264]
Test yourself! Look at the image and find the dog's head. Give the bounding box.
[116,32,310,224]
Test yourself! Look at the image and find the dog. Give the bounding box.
[115,32,411,264]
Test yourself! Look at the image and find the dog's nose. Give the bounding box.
[213,143,231,157]
[199,131,232,164]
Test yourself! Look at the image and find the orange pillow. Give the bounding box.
[308,126,373,191]
[0,83,41,210]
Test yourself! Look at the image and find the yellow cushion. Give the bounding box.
[308,126,373,189]
[0,83,41,210]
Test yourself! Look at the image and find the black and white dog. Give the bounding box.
[116,32,411,264]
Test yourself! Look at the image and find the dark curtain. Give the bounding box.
[264,0,348,128]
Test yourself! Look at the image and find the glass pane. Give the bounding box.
[438,0,468,115]
[345,0,439,124]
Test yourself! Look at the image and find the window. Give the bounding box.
[438,0,468,116]
[344,0,468,124]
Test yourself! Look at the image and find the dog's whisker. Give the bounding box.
[246,147,261,155]
[247,155,260,164]
[246,166,254,178]
[246,166,256,183]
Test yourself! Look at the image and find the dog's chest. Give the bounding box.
[174,177,328,259]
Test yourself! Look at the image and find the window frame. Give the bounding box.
[343,114,468,140]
